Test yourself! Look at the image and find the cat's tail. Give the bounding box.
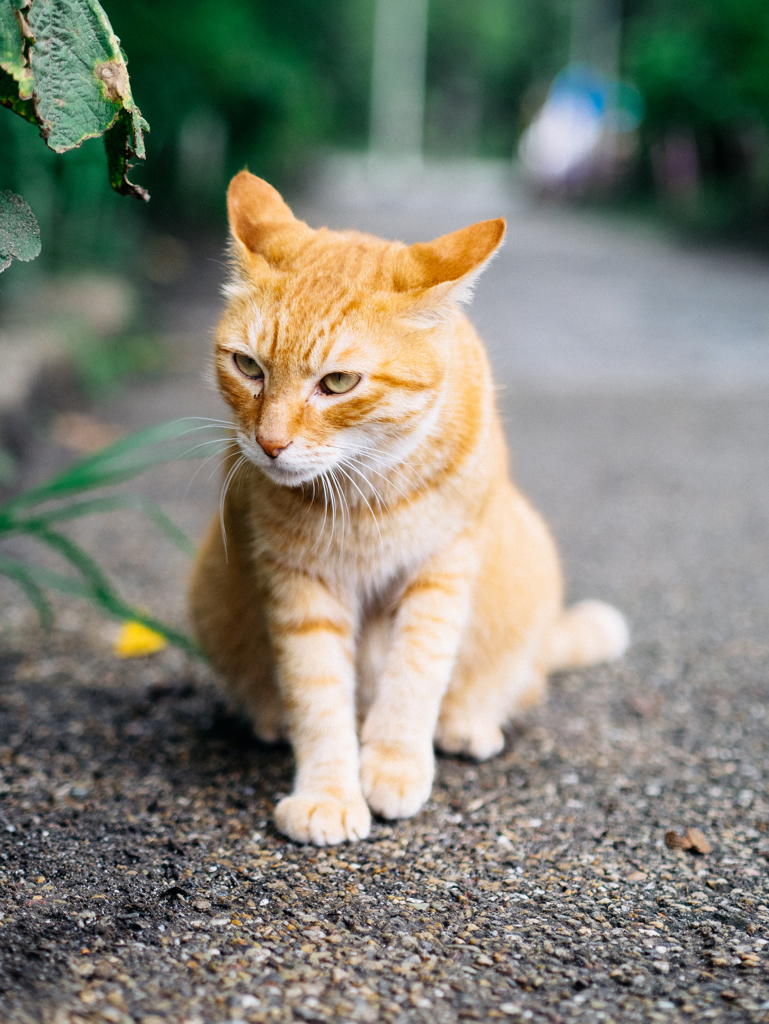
[545,600,630,672]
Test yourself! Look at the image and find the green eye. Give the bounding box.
[234,353,263,379]
[320,371,361,395]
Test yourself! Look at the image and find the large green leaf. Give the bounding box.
[27,0,148,198]
[0,189,41,272]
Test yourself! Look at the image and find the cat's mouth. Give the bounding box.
[237,437,320,488]
[259,460,309,486]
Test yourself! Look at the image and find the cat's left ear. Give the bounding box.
[227,171,311,273]
[395,218,506,310]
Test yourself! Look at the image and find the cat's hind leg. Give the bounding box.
[435,647,545,761]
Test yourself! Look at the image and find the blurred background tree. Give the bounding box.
[0,0,767,278]
[625,0,769,229]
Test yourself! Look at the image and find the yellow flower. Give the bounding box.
[114,620,167,657]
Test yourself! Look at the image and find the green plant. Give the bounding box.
[0,0,148,271]
[0,418,230,656]
[72,332,168,399]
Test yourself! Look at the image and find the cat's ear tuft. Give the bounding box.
[395,218,505,306]
[227,171,309,272]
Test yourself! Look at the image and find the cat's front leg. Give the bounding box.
[266,569,370,845]
[359,536,477,819]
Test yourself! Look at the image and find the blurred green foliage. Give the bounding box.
[426,0,570,157]
[107,0,376,214]
[1,0,768,270]
[625,0,769,227]
[627,0,769,135]
[72,332,167,399]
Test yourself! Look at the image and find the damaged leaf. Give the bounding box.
[103,106,149,201]
[27,0,149,199]
[0,190,41,271]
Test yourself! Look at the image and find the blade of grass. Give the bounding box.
[0,557,55,630]
[23,525,202,657]
[0,555,96,599]
[0,419,227,515]
[12,493,195,558]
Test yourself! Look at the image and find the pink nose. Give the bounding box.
[257,438,291,460]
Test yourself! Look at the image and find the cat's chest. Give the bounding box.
[252,477,466,589]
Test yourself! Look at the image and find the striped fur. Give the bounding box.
[189,172,629,845]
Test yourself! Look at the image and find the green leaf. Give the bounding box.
[28,0,127,150]
[0,190,41,272]
[0,0,33,98]
[0,417,226,656]
[27,0,149,199]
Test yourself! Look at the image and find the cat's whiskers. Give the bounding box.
[320,469,337,560]
[176,416,237,429]
[329,468,348,552]
[336,461,383,549]
[177,429,238,463]
[174,417,237,447]
[331,443,425,499]
[308,473,331,555]
[342,460,391,515]
[183,434,237,452]
[218,454,248,559]
[343,455,415,510]
[185,439,241,496]
[203,444,243,487]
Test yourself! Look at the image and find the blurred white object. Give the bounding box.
[519,64,642,187]
[520,93,602,182]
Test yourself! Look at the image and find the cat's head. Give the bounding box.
[215,171,504,487]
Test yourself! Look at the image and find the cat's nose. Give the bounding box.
[257,437,291,460]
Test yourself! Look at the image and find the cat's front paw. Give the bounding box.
[274,791,371,846]
[360,741,434,819]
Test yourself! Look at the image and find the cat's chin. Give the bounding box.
[257,462,316,488]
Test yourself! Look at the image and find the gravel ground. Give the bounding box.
[0,196,768,1024]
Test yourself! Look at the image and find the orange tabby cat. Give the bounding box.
[189,171,629,845]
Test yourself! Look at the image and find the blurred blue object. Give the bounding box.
[519,63,642,187]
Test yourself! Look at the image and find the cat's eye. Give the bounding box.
[320,371,361,395]
[233,352,264,379]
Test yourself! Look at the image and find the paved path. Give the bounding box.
[0,192,768,1024]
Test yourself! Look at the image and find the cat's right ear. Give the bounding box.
[226,171,310,277]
